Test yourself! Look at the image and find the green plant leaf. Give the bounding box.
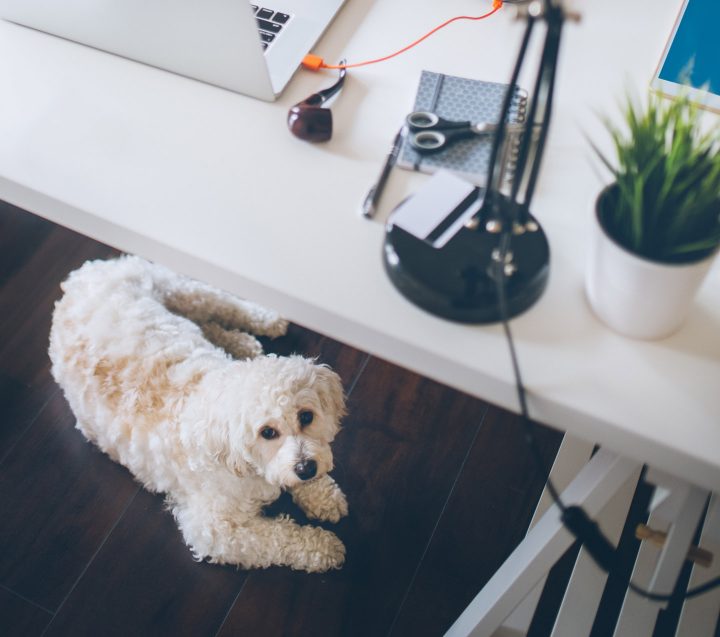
[592,89,720,262]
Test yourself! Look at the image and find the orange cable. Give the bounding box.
[302,0,504,71]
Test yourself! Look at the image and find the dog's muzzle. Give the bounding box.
[294,459,317,481]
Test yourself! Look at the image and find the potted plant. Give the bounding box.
[586,91,720,339]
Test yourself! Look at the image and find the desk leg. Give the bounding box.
[675,494,720,637]
[612,470,709,637]
[500,435,595,636]
[445,449,640,637]
[549,464,641,636]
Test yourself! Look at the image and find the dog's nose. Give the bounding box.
[294,459,317,481]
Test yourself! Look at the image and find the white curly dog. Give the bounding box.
[49,256,348,572]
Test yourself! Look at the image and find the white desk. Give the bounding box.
[0,0,718,502]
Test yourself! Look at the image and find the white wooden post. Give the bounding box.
[500,435,595,636]
[613,471,709,637]
[549,465,641,637]
[675,494,720,637]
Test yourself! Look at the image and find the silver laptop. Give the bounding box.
[0,0,348,101]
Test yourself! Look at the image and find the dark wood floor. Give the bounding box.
[0,200,711,637]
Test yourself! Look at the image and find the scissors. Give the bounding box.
[406,111,523,154]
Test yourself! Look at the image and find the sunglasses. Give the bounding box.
[287,62,347,143]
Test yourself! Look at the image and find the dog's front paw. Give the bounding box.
[307,487,348,523]
[300,527,346,572]
[291,475,348,523]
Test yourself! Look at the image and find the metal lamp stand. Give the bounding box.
[383,0,569,323]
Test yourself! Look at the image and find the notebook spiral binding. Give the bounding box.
[499,87,528,186]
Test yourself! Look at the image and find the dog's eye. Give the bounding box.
[260,426,279,440]
[298,410,314,427]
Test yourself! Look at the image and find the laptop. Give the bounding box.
[0,0,348,101]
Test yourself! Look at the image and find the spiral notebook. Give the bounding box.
[397,71,528,185]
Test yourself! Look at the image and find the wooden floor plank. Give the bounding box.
[389,407,562,637]
[0,390,140,611]
[44,489,248,637]
[218,357,490,637]
[0,200,54,287]
[0,215,117,454]
[0,586,53,637]
[0,222,117,341]
[0,369,55,460]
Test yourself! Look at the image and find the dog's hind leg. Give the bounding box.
[200,322,264,359]
[158,270,288,338]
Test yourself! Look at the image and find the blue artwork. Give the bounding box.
[659,0,720,95]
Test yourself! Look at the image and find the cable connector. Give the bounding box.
[302,54,325,71]
[562,505,618,572]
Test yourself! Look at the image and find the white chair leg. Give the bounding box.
[445,449,639,637]
[649,486,708,595]
[501,435,595,636]
[550,465,642,637]
[675,494,720,637]
[613,474,709,637]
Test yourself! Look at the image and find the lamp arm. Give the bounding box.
[477,0,567,232]
[484,14,536,204]
[511,4,564,224]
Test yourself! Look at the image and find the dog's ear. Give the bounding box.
[315,365,347,425]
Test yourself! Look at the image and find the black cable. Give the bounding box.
[495,234,566,512]
[493,238,720,602]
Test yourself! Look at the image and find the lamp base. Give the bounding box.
[383,214,550,324]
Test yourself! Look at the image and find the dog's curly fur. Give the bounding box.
[49,256,348,572]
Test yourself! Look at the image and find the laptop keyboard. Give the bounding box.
[250,5,292,52]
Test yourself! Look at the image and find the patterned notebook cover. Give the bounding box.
[397,71,527,185]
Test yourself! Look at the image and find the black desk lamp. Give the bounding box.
[384,0,576,323]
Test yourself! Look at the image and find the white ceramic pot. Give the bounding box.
[585,189,717,340]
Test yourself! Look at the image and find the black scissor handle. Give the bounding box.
[409,127,478,153]
[410,130,447,152]
[406,111,472,132]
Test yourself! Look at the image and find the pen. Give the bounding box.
[361,127,405,219]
